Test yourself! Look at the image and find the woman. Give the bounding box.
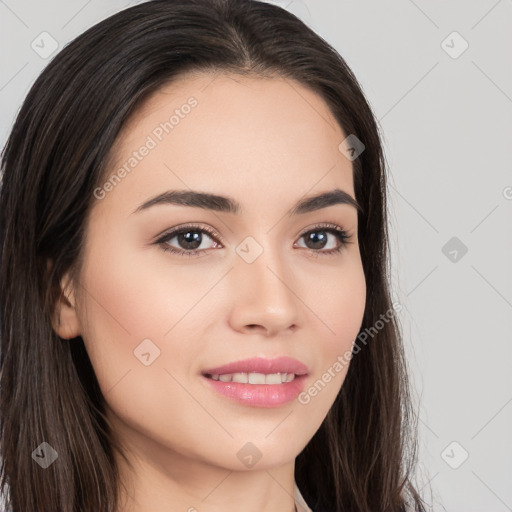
[0,0,429,510]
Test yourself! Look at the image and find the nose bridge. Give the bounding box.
[230,234,299,332]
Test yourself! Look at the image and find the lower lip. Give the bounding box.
[202,375,308,407]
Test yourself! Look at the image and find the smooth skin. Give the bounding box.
[53,72,366,512]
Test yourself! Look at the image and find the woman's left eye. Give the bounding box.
[295,224,351,255]
[155,223,352,258]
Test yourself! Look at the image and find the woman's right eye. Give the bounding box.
[155,225,222,257]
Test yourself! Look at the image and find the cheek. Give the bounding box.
[75,234,223,400]
[295,257,366,412]
[75,253,205,445]
[307,256,366,355]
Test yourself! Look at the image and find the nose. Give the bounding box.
[227,243,300,337]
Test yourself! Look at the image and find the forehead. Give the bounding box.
[99,72,355,217]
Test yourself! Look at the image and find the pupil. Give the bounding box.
[307,231,327,249]
[179,231,201,250]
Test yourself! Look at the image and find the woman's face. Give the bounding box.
[60,73,366,473]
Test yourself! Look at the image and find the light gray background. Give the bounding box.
[1,1,511,511]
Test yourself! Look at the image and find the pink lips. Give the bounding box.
[201,356,308,408]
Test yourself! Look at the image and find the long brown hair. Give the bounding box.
[0,1,429,510]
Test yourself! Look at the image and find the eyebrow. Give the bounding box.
[132,188,362,215]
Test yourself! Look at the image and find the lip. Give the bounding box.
[201,357,308,408]
[202,356,308,377]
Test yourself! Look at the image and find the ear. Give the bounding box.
[51,269,82,340]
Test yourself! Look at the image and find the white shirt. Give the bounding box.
[294,481,314,512]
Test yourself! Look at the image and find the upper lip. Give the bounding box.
[202,356,308,376]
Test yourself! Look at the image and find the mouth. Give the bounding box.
[204,372,297,384]
[201,357,308,407]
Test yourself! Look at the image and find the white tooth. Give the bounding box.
[285,373,295,382]
[219,374,232,382]
[265,373,282,384]
[211,374,220,381]
[232,372,248,383]
[248,372,266,384]
[281,373,287,383]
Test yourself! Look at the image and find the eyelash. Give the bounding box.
[155,222,352,258]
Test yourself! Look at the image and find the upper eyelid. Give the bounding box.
[156,222,347,240]
[156,223,222,243]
